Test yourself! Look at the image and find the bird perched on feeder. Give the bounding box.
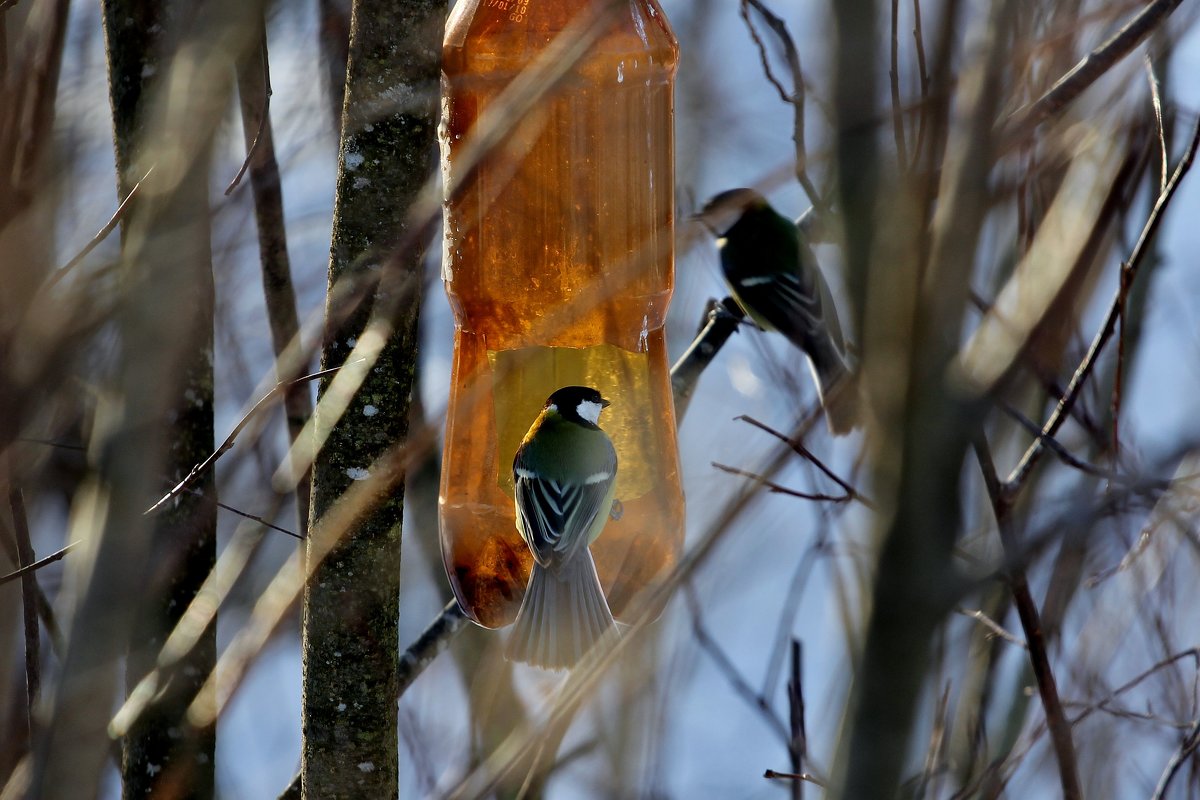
[506,385,618,669]
[697,188,857,435]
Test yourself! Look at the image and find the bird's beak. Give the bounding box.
[690,212,719,237]
[600,397,611,409]
[693,199,745,239]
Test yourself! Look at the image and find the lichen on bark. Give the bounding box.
[301,2,443,798]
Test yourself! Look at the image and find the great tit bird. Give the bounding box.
[506,385,618,669]
[697,188,857,435]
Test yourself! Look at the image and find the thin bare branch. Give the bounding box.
[712,462,853,504]
[889,0,908,166]
[144,364,341,515]
[974,434,1082,800]
[955,606,1027,649]
[1002,0,1185,147]
[685,585,789,742]
[739,0,822,207]
[8,487,39,730]
[225,31,271,196]
[47,167,152,287]
[764,770,827,787]
[787,640,807,800]
[214,499,301,540]
[1070,648,1200,727]
[1005,120,1200,493]
[734,415,873,507]
[909,0,930,171]
[0,541,76,588]
[397,599,469,697]
[916,682,952,798]
[234,14,312,536]
[1146,57,1168,193]
[1150,718,1199,799]
[999,403,1114,481]
[671,297,745,421]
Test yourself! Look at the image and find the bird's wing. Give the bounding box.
[732,265,822,342]
[513,447,616,569]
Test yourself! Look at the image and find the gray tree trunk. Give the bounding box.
[300,1,442,797]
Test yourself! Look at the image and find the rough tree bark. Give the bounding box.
[300,0,442,797]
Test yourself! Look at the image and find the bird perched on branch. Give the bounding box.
[697,188,857,435]
[506,385,618,669]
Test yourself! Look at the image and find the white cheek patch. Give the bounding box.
[740,275,775,287]
[515,468,536,479]
[583,471,611,485]
[576,399,603,425]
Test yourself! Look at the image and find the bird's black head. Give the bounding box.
[695,187,769,237]
[545,385,610,427]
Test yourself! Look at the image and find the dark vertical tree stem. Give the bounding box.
[8,488,39,738]
[102,1,220,796]
[235,17,314,538]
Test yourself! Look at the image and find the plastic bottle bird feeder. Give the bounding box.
[439,0,685,629]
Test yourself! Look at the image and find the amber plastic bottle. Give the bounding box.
[439,0,683,629]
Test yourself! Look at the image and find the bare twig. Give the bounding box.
[955,606,1027,649]
[685,585,789,742]
[916,682,952,798]
[713,462,853,504]
[889,0,908,166]
[1005,120,1200,494]
[734,415,873,507]
[8,488,39,732]
[0,518,62,651]
[234,14,312,536]
[670,297,745,421]
[967,291,1107,444]
[213,499,301,540]
[787,640,807,800]
[739,0,822,207]
[957,648,1200,800]
[47,167,152,287]
[1084,502,1190,587]
[764,769,826,787]
[1070,648,1200,727]
[909,0,930,171]
[1146,58,1168,193]
[397,599,469,697]
[1002,0,1185,147]
[225,30,271,196]
[974,434,1082,800]
[761,534,830,701]
[1149,718,1200,799]
[144,364,341,515]
[999,403,1114,481]
[1112,258,1132,464]
[0,542,76,588]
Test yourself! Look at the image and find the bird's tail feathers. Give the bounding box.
[810,349,858,436]
[505,551,616,670]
